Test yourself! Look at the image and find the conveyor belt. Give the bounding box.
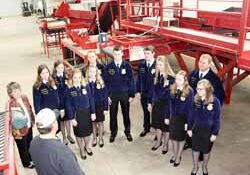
[0,113,6,164]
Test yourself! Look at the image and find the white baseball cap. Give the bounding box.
[36,108,57,128]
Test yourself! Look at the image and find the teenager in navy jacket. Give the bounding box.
[166,70,194,167]
[65,69,96,160]
[136,45,156,137]
[187,79,221,175]
[103,46,135,143]
[52,60,75,145]
[82,51,105,77]
[86,66,108,148]
[33,64,60,114]
[148,55,175,154]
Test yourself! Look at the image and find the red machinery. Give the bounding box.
[0,112,18,175]
[117,0,250,104]
[58,0,250,104]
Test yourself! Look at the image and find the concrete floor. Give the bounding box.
[0,16,250,175]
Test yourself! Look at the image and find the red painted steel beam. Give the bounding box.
[224,68,234,104]
[217,60,236,77]
[232,71,250,86]
[174,52,189,74]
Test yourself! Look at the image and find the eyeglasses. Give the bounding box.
[196,88,205,91]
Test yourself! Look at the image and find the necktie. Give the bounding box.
[199,73,203,79]
[176,89,182,99]
[147,63,150,68]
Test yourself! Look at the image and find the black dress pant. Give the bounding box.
[140,95,150,132]
[110,92,131,137]
[15,127,33,167]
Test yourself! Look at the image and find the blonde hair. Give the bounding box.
[194,79,214,104]
[33,64,56,89]
[67,68,87,87]
[200,53,212,64]
[6,82,21,98]
[87,51,102,65]
[154,55,175,85]
[170,70,190,98]
[85,66,105,88]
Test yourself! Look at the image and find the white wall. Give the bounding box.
[0,0,23,17]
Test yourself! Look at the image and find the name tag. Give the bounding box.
[82,89,87,95]
[108,69,115,75]
[71,91,77,97]
[121,69,126,75]
[139,68,145,74]
[40,88,48,95]
[151,69,156,74]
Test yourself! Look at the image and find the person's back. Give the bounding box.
[30,136,84,175]
[30,108,85,175]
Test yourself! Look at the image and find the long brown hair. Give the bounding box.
[67,68,87,87]
[170,70,190,98]
[154,55,175,85]
[194,79,214,104]
[52,60,65,78]
[85,66,105,88]
[33,64,55,89]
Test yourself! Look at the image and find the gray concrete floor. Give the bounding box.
[0,16,250,175]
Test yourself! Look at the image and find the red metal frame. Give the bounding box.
[117,0,250,103]
[0,112,18,175]
[56,0,250,104]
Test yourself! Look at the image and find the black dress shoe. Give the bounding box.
[85,148,93,156]
[109,136,115,143]
[151,142,162,151]
[173,157,181,167]
[99,139,104,148]
[92,138,97,147]
[139,130,149,137]
[126,134,133,142]
[63,139,68,145]
[80,150,87,160]
[162,150,168,154]
[67,136,75,144]
[24,163,35,169]
[170,156,175,164]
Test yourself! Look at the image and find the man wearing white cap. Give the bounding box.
[29,108,85,175]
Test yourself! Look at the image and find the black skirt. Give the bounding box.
[151,100,169,132]
[169,116,187,141]
[94,104,105,122]
[73,109,92,137]
[192,125,214,154]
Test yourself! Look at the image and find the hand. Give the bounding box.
[72,119,77,127]
[60,110,65,119]
[184,124,188,131]
[108,97,112,106]
[135,93,141,99]
[91,114,96,121]
[129,97,134,103]
[187,130,192,137]
[104,110,109,115]
[164,118,169,125]
[147,104,152,112]
[210,135,217,142]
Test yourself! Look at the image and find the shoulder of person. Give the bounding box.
[213,96,221,107]
[189,69,198,77]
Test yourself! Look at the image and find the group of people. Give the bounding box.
[5,45,224,175]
